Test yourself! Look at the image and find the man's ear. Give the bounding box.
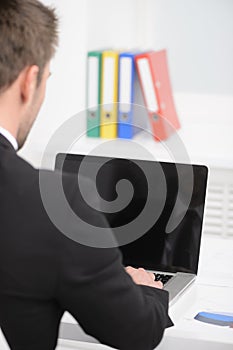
[20,65,40,104]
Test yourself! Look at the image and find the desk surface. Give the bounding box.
[1,235,233,350]
[59,235,233,349]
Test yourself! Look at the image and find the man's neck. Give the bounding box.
[0,84,20,141]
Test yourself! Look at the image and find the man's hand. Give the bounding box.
[125,266,163,289]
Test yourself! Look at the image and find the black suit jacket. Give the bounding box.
[0,134,172,350]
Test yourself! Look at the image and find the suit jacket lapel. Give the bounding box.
[0,133,16,152]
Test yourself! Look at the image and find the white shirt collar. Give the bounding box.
[0,127,18,150]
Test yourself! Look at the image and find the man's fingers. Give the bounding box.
[125,266,164,289]
[149,272,155,281]
[154,281,163,289]
[125,266,136,274]
[138,268,146,272]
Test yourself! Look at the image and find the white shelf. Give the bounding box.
[19,92,233,170]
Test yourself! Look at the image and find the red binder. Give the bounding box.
[135,50,180,141]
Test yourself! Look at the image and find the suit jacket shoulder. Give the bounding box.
[0,140,173,350]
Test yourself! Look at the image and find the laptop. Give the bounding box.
[55,153,208,305]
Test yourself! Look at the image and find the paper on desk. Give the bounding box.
[183,285,233,323]
[169,285,233,344]
[197,237,233,287]
[197,271,233,287]
[173,312,233,345]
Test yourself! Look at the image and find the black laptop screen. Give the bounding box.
[55,154,208,275]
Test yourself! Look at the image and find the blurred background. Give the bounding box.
[19,0,233,238]
[20,0,233,162]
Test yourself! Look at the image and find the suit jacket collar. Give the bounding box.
[0,133,16,152]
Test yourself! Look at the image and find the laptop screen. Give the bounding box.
[55,153,208,275]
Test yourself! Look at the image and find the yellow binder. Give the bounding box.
[100,51,119,138]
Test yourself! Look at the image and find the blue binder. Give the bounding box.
[118,52,147,139]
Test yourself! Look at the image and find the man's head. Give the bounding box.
[0,0,58,149]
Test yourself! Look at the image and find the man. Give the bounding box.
[0,1,173,349]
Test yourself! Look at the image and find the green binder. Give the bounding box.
[86,51,102,137]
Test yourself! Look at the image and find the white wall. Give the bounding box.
[153,0,233,95]
[23,0,88,150]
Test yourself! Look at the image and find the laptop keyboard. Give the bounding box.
[154,273,173,285]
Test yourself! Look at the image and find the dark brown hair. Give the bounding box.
[0,0,58,92]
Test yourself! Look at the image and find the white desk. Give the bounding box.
[58,235,233,349]
[1,235,233,350]
[55,235,233,349]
